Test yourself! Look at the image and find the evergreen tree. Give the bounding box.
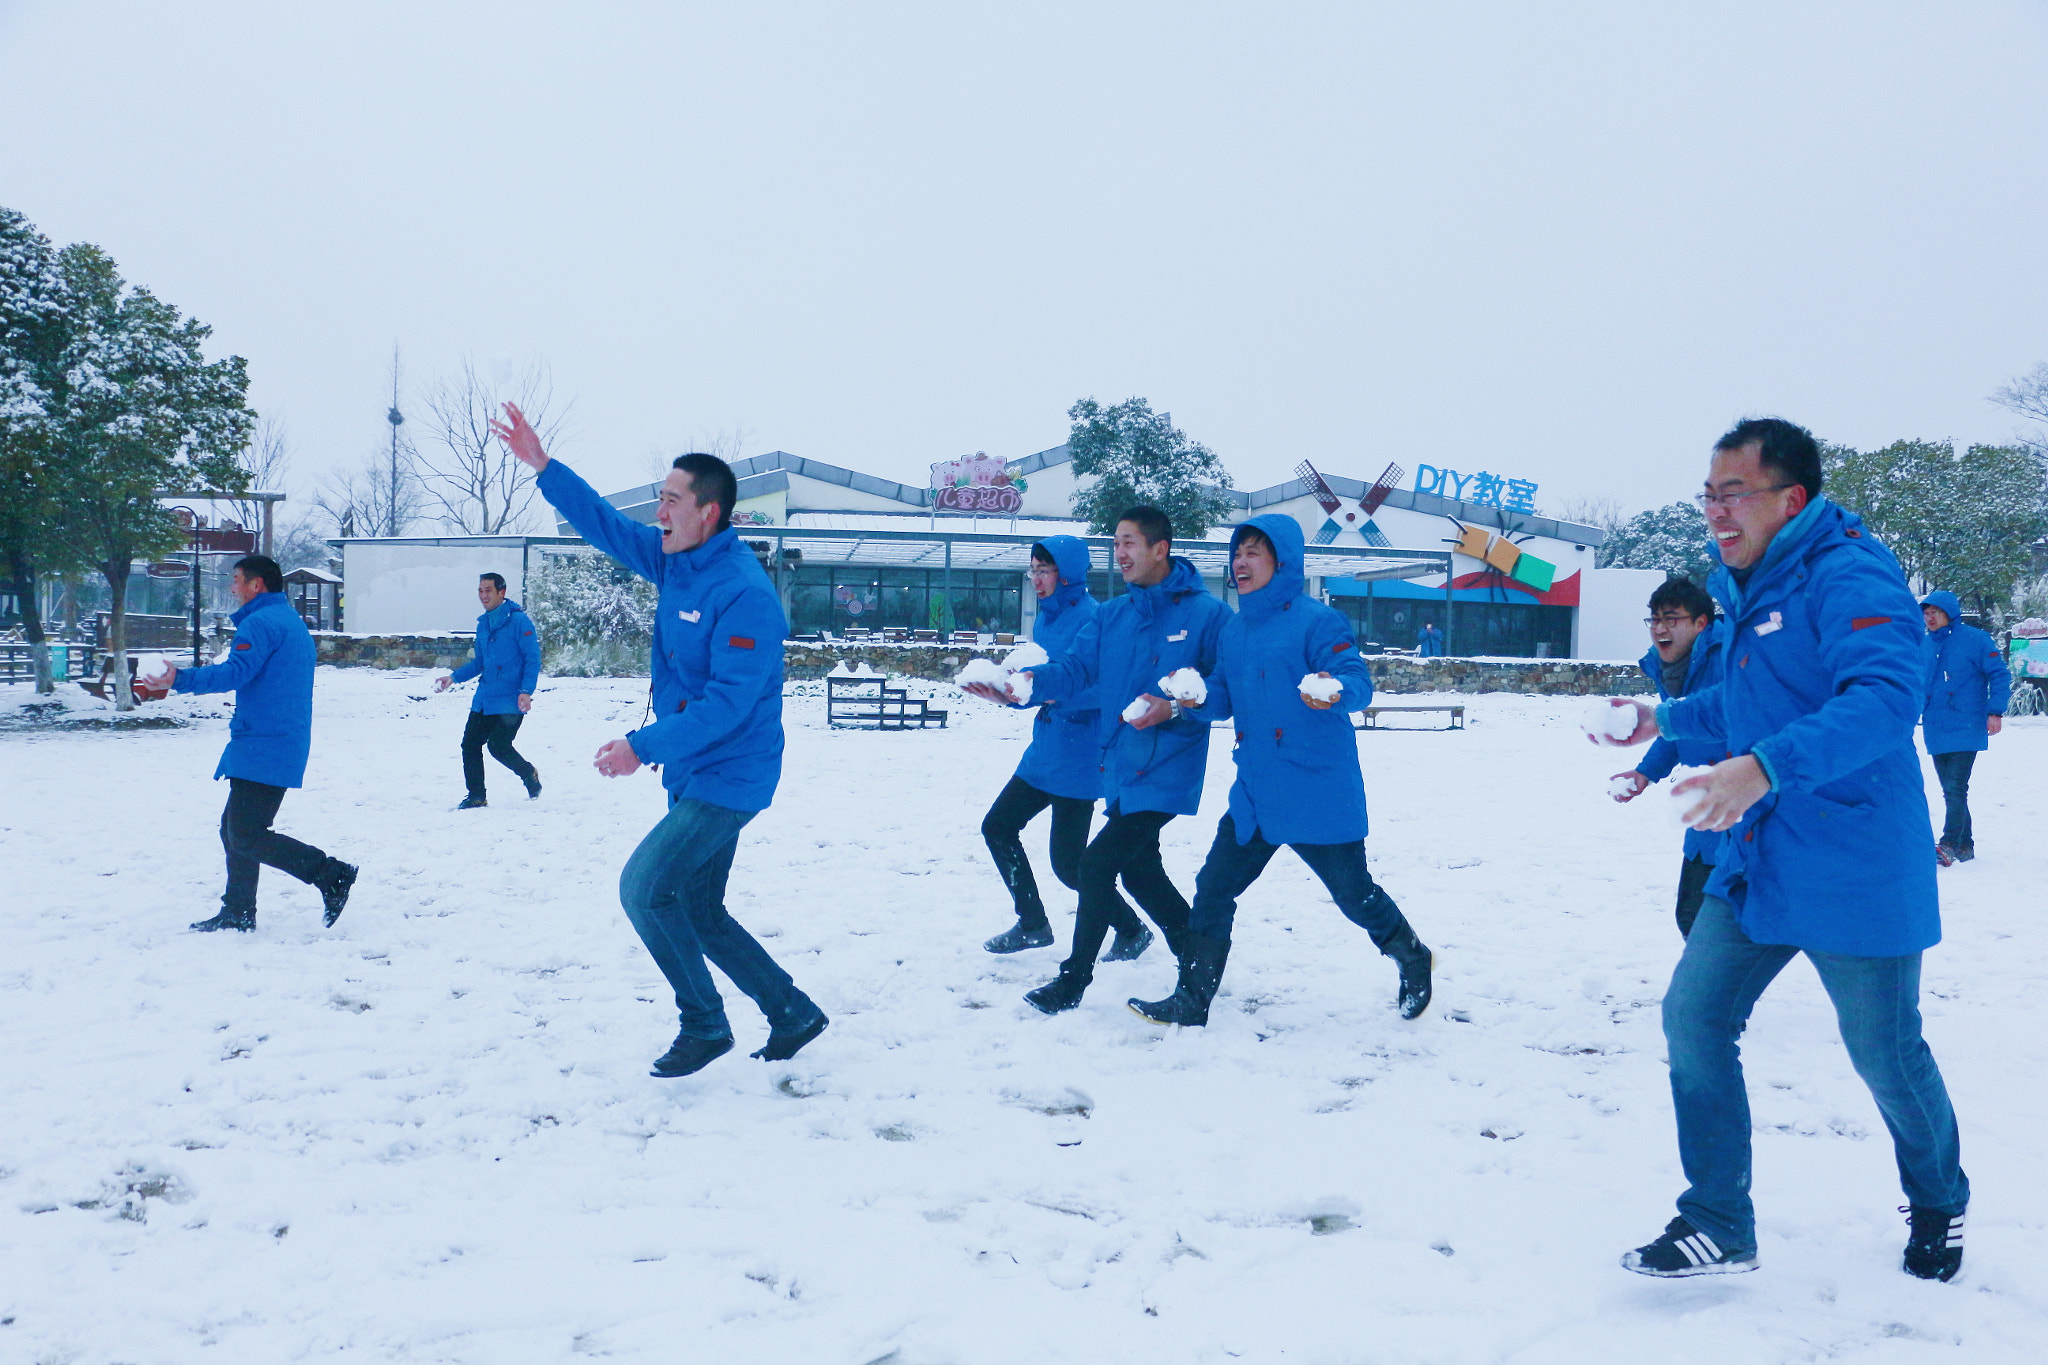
[524,551,656,676]
[1597,501,1718,584]
[1065,397,1236,539]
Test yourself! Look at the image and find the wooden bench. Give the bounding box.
[1354,704,1464,731]
[826,676,948,730]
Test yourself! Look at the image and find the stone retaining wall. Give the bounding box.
[315,632,474,670]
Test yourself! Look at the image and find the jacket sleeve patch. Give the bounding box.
[234,641,251,650]
[1331,640,1352,652]
[1850,616,1891,631]
[728,636,755,650]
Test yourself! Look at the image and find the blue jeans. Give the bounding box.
[618,796,820,1041]
[1663,897,1968,1252]
[1187,815,1410,950]
[1930,750,1976,849]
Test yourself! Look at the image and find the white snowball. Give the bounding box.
[1298,673,1343,703]
[1008,671,1033,705]
[1664,767,1710,828]
[1158,667,1207,705]
[1004,643,1049,671]
[955,658,1009,688]
[1606,775,1639,800]
[1581,697,1639,742]
[1121,697,1153,723]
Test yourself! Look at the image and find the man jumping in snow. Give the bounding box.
[1127,515,1433,1028]
[148,555,358,933]
[494,405,827,1078]
[434,572,543,809]
[965,506,1230,1015]
[1600,417,1969,1283]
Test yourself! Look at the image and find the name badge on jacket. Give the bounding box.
[1167,630,1188,642]
[1753,611,1783,637]
[678,609,701,623]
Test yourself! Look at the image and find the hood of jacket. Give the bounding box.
[1230,515,1307,624]
[1033,535,1093,625]
[1129,555,1207,621]
[1921,590,1962,632]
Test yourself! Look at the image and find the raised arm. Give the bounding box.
[493,401,664,582]
[173,620,278,696]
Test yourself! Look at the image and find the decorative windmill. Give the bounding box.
[1298,460,1403,547]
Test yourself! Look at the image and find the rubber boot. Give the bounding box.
[1128,933,1230,1026]
[1024,963,1092,1015]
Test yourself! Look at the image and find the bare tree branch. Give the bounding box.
[414,357,569,533]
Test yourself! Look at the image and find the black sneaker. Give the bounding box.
[650,1031,734,1078]
[319,862,358,928]
[457,794,488,810]
[1950,844,1975,864]
[1620,1216,1757,1277]
[1902,1204,1964,1282]
[191,907,256,933]
[751,1011,829,1062]
[524,770,542,800]
[1101,926,1153,962]
[984,922,1054,954]
[1024,966,1091,1015]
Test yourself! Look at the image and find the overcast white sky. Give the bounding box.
[4,0,2046,525]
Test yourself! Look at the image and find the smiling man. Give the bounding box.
[1599,418,1969,1284]
[434,572,542,809]
[493,404,827,1078]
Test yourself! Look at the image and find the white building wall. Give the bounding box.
[340,545,526,635]
[1573,567,1666,662]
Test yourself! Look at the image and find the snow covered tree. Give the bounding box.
[1597,501,1717,584]
[1991,362,2048,457]
[524,551,656,676]
[45,243,254,709]
[1066,397,1236,539]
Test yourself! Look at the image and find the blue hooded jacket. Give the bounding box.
[1417,623,1446,657]
[1660,498,1939,956]
[1025,553,1230,816]
[1011,536,1102,801]
[172,591,317,789]
[1635,617,1729,861]
[449,598,542,714]
[538,459,787,812]
[1185,515,1376,845]
[1919,589,2009,755]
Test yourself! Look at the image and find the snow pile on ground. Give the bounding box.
[3,669,2045,1362]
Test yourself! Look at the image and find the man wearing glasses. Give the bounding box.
[1597,418,1968,1284]
[1608,578,1725,937]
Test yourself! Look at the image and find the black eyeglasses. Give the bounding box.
[1694,485,1792,509]
[1643,615,1700,629]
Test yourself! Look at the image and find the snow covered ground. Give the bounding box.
[3,670,2045,1364]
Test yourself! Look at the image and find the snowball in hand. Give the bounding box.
[1606,775,1639,800]
[1581,697,1639,743]
[1157,667,1206,705]
[957,657,1029,701]
[1121,697,1153,723]
[1004,642,1049,671]
[1663,767,1710,828]
[1298,673,1342,703]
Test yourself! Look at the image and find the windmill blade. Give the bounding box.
[1360,461,1405,516]
[1295,460,1342,515]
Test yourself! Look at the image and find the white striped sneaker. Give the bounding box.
[1901,1205,1964,1282]
[1620,1216,1758,1277]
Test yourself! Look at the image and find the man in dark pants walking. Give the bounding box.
[1918,589,2007,864]
[1609,577,1727,937]
[435,571,543,809]
[147,556,358,932]
[1601,418,1970,1284]
[967,506,1232,1015]
[495,403,827,1078]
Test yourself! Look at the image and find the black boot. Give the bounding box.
[191,906,256,933]
[318,861,359,928]
[1128,933,1230,1026]
[984,920,1054,954]
[651,1031,735,1078]
[1024,963,1092,1015]
[524,769,542,800]
[457,794,487,810]
[1384,926,1434,1020]
[1101,925,1153,962]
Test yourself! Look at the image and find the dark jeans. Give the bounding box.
[1062,806,1187,974]
[220,778,335,914]
[1188,814,1411,950]
[1930,750,1977,850]
[462,710,537,798]
[1662,896,1968,1254]
[981,776,1093,930]
[618,795,821,1042]
[1674,855,1713,939]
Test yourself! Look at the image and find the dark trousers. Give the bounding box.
[1930,751,1977,849]
[220,778,333,914]
[462,710,536,798]
[1188,814,1411,949]
[980,776,1093,930]
[1674,855,1714,939]
[1063,806,1188,974]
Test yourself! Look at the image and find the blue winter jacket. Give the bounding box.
[1634,619,1729,862]
[1660,498,1938,957]
[1184,515,1376,845]
[538,460,787,812]
[1011,536,1103,801]
[1024,554,1231,817]
[1417,625,1446,657]
[1919,589,2009,756]
[172,591,317,789]
[449,599,542,714]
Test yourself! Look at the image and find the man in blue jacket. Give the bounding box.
[434,571,543,809]
[1128,515,1433,1027]
[1918,589,2008,864]
[1416,620,1446,657]
[494,404,827,1079]
[1603,418,1969,1284]
[967,506,1231,1014]
[149,556,358,933]
[978,537,1148,957]
[1609,577,1727,937]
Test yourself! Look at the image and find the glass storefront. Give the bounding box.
[1331,594,1572,658]
[788,565,1023,636]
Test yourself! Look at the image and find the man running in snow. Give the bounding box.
[1918,589,2007,865]
[1609,577,1727,937]
[435,572,543,809]
[494,405,827,1078]
[147,555,358,933]
[977,537,1145,956]
[1127,515,1433,1027]
[965,506,1230,1015]
[1601,417,1970,1283]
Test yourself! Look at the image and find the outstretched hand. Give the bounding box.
[593,737,642,778]
[1126,694,1174,730]
[964,678,1021,705]
[490,401,550,472]
[1672,755,1770,832]
[1588,698,1660,747]
[1609,770,1648,803]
